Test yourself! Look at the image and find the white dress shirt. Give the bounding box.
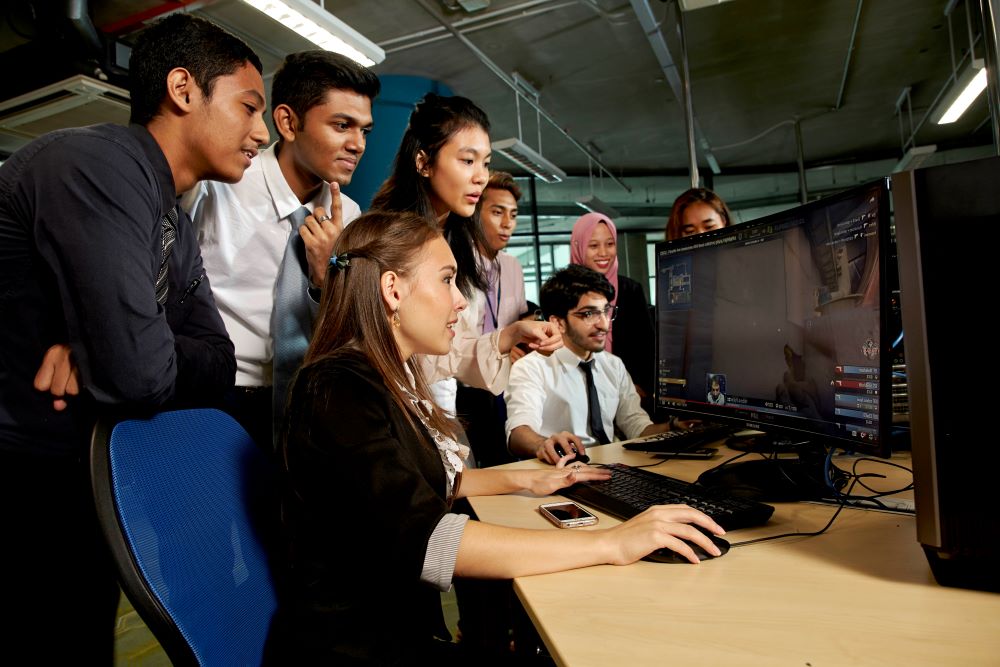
[504,346,652,446]
[185,143,361,386]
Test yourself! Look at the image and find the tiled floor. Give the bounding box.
[113,588,462,664]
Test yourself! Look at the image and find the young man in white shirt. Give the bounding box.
[506,264,673,464]
[188,51,378,447]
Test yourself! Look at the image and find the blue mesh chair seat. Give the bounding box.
[91,408,278,666]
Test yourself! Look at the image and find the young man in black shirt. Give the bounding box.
[0,14,267,662]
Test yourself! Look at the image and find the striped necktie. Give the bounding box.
[154,207,178,305]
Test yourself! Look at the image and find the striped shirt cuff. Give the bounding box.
[421,512,470,592]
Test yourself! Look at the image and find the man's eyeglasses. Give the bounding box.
[570,305,618,323]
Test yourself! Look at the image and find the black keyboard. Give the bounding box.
[560,463,775,531]
[622,423,734,453]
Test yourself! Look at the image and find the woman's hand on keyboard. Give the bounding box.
[601,506,724,565]
[522,463,611,496]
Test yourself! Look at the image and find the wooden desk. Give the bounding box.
[469,444,1000,666]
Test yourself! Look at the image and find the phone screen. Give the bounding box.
[545,503,593,521]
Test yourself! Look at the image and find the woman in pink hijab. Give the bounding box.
[570,213,655,402]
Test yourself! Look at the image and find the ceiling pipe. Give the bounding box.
[676,3,699,188]
[833,0,864,110]
[381,0,563,47]
[629,0,720,174]
[979,0,1000,153]
[794,118,808,204]
[412,0,632,192]
[99,0,204,36]
[66,0,103,54]
[384,1,577,53]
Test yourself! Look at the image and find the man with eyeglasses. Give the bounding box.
[505,264,674,464]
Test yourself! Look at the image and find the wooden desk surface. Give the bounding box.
[469,444,1000,666]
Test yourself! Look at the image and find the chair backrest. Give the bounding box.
[91,408,278,666]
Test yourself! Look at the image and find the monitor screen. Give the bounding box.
[654,181,892,457]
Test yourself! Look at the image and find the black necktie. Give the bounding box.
[155,207,179,306]
[579,359,611,445]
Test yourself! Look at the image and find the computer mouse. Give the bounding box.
[553,443,590,464]
[642,525,730,564]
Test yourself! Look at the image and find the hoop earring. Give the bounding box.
[392,308,401,328]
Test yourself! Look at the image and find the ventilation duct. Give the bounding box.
[0,76,130,155]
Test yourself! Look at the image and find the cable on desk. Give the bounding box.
[728,478,859,548]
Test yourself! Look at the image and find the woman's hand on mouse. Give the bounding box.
[598,506,725,565]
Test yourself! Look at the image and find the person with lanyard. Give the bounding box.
[570,212,656,407]
[506,265,686,464]
[263,211,724,664]
[0,14,263,662]
[455,170,528,468]
[369,94,560,415]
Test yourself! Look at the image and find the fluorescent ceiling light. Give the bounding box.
[934,59,987,125]
[491,137,566,183]
[893,145,937,173]
[241,0,385,66]
[576,194,621,219]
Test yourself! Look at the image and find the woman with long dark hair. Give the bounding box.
[371,94,558,411]
[265,211,724,664]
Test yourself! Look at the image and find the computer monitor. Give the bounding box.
[654,180,893,459]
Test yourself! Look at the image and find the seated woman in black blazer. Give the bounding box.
[265,211,724,664]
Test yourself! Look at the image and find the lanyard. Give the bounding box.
[484,258,502,331]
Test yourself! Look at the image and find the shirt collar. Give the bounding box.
[259,142,332,222]
[554,345,599,371]
[128,124,176,216]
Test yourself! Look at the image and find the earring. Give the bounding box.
[392,308,401,328]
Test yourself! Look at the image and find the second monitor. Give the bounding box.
[654,180,893,460]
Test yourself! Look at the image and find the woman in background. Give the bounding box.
[370,94,557,413]
[666,187,732,240]
[264,211,724,664]
[570,213,655,402]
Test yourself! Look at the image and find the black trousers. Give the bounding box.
[220,385,274,453]
[1,448,120,664]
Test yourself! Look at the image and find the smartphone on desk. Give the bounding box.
[538,501,599,528]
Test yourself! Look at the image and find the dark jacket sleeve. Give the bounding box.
[283,359,450,581]
[23,134,233,408]
[613,274,655,397]
[162,209,236,406]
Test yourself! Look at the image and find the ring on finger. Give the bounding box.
[317,214,332,222]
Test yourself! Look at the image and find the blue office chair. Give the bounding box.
[91,408,279,666]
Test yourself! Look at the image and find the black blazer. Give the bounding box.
[266,353,454,664]
[612,274,655,398]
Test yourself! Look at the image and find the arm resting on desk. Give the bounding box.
[454,505,725,577]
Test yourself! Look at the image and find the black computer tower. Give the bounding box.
[893,156,1000,593]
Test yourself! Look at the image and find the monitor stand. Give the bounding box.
[698,440,848,503]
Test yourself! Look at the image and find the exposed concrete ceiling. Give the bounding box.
[1,0,994,231]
